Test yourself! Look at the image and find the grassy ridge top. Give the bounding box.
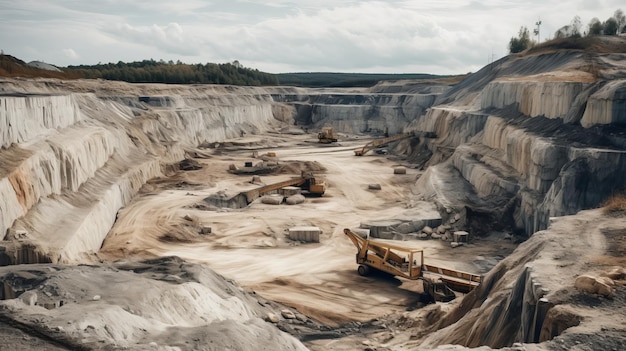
[276,72,449,87]
[0,54,448,87]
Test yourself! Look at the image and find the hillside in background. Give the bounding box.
[0,55,81,79]
[275,72,451,87]
[65,60,280,86]
[0,54,452,87]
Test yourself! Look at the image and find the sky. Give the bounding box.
[0,0,623,74]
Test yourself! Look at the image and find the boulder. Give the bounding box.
[396,223,411,234]
[574,275,615,297]
[281,309,296,319]
[423,226,433,235]
[285,194,305,205]
[601,267,626,281]
[19,291,37,306]
[261,194,284,205]
[393,167,407,174]
[295,313,308,322]
[266,313,280,323]
[368,183,382,190]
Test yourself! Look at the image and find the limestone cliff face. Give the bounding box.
[417,209,624,350]
[1,44,625,263]
[412,50,626,235]
[0,81,284,264]
[270,89,441,134]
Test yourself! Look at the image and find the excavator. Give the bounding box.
[318,127,339,144]
[343,228,481,302]
[353,131,437,156]
[240,171,325,204]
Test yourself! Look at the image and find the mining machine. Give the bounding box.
[318,127,339,143]
[343,228,481,302]
[353,131,437,156]
[241,171,325,204]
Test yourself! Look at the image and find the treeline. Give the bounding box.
[65,59,279,85]
[1,54,451,87]
[509,8,626,53]
[276,72,447,87]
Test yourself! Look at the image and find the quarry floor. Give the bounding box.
[98,131,517,349]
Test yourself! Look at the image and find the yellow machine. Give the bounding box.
[353,132,415,156]
[343,228,481,302]
[241,171,325,204]
[318,127,338,143]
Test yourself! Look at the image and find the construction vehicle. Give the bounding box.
[318,127,339,143]
[241,171,325,204]
[343,228,481,302]
[353,132,415,156]
[353,131,437,156]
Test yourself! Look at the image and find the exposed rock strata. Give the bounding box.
[0,257,308,350]
[417,209,626,349]
[0,82,283,264]
[411,50,626,235]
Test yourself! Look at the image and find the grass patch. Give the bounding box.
[602,193,626,216]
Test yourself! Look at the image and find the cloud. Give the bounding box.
[0,0,623,73]
[62,48,79,59]
[106,22,200,56]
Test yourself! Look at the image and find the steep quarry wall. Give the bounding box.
[271,90,441,135]
[0,81,286,264]
[0,79,447,265]
[418,209,625,350]
[580,79,626,127]
[412,51,626,235]
[480,81,590,120]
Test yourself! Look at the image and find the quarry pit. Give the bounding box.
[1,38,626,351]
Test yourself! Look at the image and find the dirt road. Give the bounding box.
[100,132,512,325]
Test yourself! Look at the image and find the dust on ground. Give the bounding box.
[99,131,517,346]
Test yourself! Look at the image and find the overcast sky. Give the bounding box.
[0,0,622,74]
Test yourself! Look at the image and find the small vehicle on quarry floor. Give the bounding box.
[344,228,481,302]
[318,127,338,143]
[353,131,437,156]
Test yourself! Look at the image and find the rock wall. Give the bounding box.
[418,209,620,349]
[273,91,440,134]
[412,51,626,236]
[580,79,626,127]
[0,257,309,350]
[0,81,286,264]
[480,81,590,120]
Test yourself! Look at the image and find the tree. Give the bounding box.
[588,18,603,35]
[571,16,582,37]
[554,25,572,39]
[509,26,531,53]
[615,9,626,33]
[604,17,619,35]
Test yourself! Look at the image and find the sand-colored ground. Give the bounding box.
[100,131,515,329]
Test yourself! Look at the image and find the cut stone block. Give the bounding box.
[285,194,305,205]
[261,194,284,205]
[288,226,321,243]
[280,186,301,196]
[453,231,469,243]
